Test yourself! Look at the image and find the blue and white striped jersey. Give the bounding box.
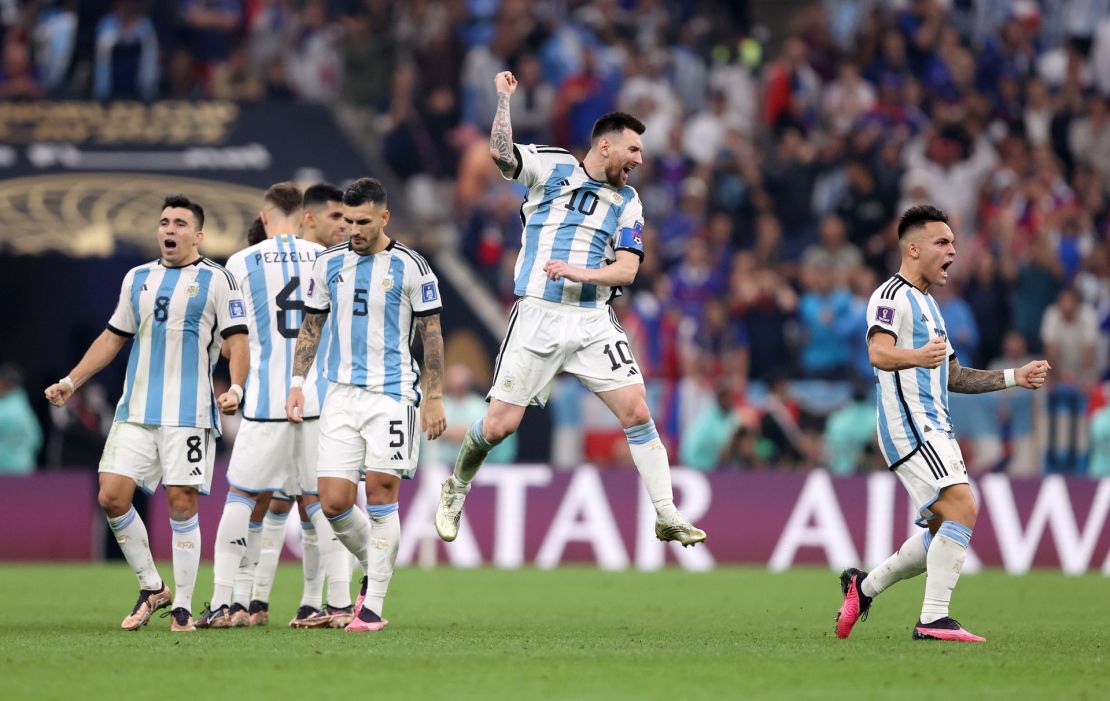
[303,240,441,403]
[107,257,247,434]
[866,274,955,467]
[505,143,645,307]
[225,234,330,420]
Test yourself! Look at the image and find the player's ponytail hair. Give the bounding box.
[897,204,949,239]
[343,177,387,207]
[591,112,646,142]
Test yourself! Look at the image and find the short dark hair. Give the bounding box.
[162,194,204,230]
[897,204,949,239]
[343,177,387,207]
[591,111,646,143]
[264,181,303,215]
[303,182,344,210]
[247,217,266,245]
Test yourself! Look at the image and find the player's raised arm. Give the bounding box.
[44,329,129,406]
[947,355,1051,394]
[286,311,325,423]
[416,313,446,440]
[490,70,519,177]
[867,333,947,372]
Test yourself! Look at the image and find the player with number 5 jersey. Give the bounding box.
[434,70,706,550]
[44,194,249,633]
[286,177,446,632]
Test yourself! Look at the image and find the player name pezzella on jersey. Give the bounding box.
[253,250,316,265]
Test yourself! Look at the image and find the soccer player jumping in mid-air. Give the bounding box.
[45,195,248,632]
[837,205,1050,643]
[434,71,706,547]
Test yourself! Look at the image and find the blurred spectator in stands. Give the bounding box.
[46,380,111,467]
[1049,206,1096,280]
[247,0,293,73]
[1014,235,1064,351]
[707,39,757,137]
[261,54,293,100]
[619,49,678,154]
[1087,398,1110,477]
[798,262,853,379]
[680,384,741,471]
[823,380,875,475]
[902,122,997,233]
[210,44,261,100]
[429,364,516,465]
[32,0,78,95]
[340,6,394,111]
[460,14,512,127]
[760,374,808,467]
[509,52,554,145]
[1023,76,1053,148]
[720,424,769,471]
[1042,286,1098,473]
[178,0,241,79]
[285,0,342,102]
[934,281,979,367]
[92,0,159,101]
[836,157,895,271]
[763,125,822,259]
[0,31,44,98]
[732,251,797,379]
[801,213,861,287]
[669,236,726,322]
[165,46,202,99]
[843,265,878,381]
[552,46,618,148]
[683,89,731,168]
[681,297,749,386]
[0,364,41,473]
[822,60,875,135]
[990,330,1038,476]
[763,35,819,128]
[964,253,1011,367]
[660,177,708,270]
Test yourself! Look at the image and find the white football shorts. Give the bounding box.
[225,419,320,496]
[894,433,969,527]
[488,297,644,407]
[316,383,419,482]
[99,421,215,495]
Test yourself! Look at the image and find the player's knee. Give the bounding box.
[97,489,129,516]
[320,495,353,519]
[621,401,652,429]
[482,416,518,444]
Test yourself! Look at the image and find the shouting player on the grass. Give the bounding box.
[434,71,706,547]
[45,195,248,632]
[837,205,1051,643]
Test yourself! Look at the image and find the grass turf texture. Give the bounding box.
[1,564,1105,700]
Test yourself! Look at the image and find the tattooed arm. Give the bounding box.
[286,311,326,422]
[948,355,1052,393]
[416,312,446,440]
[490,71,519,177]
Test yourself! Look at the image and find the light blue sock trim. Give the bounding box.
[624,420,659,445]
[467,419,496,451]
[169,515,199,533]
[367,502,399,518]
[108,506,138,531]
[922,530,933,551]
[301,520,315,531]
[265,509,291,522]
[225,492,256,508]
[328,506,356,524]
[304,502,323,520]
[936,521,972,548]
[248,521,263,530]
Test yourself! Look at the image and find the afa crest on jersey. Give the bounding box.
[380,275,394,291]
[185,281,200,298]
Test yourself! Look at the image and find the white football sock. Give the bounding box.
[365,503,400,616]
[106,506,162,591]
[211,492,254,609]
[170,515,201,613]
[299,520,323,609]
[327,505,371,573]
[306,501,351,609]
[624,421,677,520]
[861,531,932,599]
[921,521,973,624]
[234,521,263,606]
[250,509,288,603]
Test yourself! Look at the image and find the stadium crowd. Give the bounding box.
[5,1,1110,476]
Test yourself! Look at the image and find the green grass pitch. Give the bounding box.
[1,564,1106,700]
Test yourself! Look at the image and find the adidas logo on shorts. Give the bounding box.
[390,451,403,461]
[189,466,202,477]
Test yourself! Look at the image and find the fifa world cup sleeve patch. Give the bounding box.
[421,281,439,303]
[875,305,895,326]
[230,300,246,319]
[616,221,644,253]
[306,278,315,298]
